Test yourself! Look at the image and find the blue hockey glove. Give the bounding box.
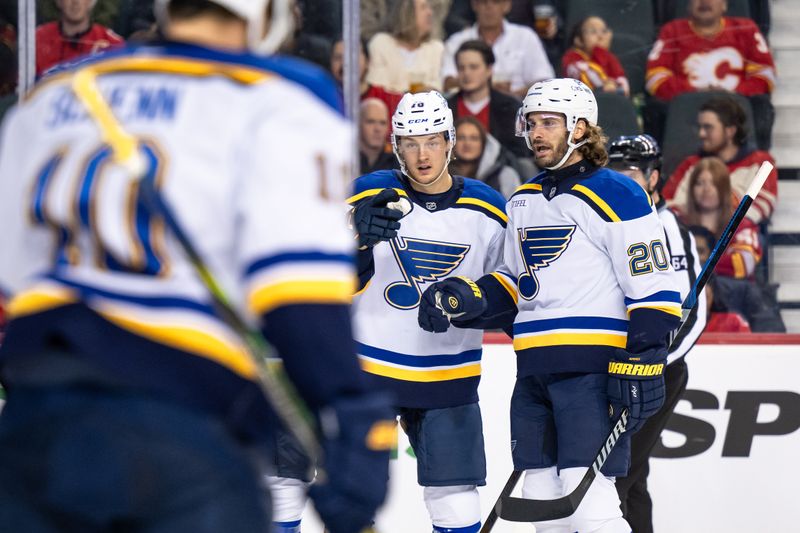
[351,189,405,250]
[418,276,487,333]
[309,392,396,533]
[607,347,667,434]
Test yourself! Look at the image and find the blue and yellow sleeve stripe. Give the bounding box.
[245,251,356,315]
[490,271,518,304]
[624,290,682,318]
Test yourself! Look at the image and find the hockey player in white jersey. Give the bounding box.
[418,78,683,533]
[0,1,395,533]
[608,134,708,533]
[351,91,510,532]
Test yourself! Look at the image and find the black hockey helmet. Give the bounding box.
[607,134,664,190]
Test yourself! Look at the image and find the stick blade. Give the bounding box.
[496,493,580,522]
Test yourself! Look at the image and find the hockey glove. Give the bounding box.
[351,189,405,250]
[309,392,395,533]
[607,347,667,434]
[418,276,487,333]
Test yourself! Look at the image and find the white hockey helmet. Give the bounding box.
[154,0,293,54]
[517,78,598,133]
[516,78,598,170]
[391,91,455,144]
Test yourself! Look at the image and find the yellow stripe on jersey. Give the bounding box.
[491,272,518,304]
[31,57,273,98]
[515,183,543,194]
[359,358,481,382]
[627,304,683,318]
[99,310,259,379]
[513,332,627,351]
[346,188,407,205]
[353,279,371,297]
[455,197,509,223]
[731,252,746,279]
[249,278,356,315]
[6,287,79,318]
[571,184,622,222]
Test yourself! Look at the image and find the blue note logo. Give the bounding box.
[385,236,471,309]
[517,225,575,300]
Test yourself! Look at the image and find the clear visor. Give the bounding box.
[515,107,527,137]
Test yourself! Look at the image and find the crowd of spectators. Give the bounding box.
[0,0,786,333]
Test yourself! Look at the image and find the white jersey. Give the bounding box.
[658,202,707,364]
[0,44,356,438]
[348,170,506,408]
[495,164,682,377]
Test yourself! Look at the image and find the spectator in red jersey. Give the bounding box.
[644,0,776,149]
[676,157,761,280]
[359,98,398,174]
[330,38,404,119]
[36,0,124,77]
[446,40,527,158]
[663,95,777,224]
[562,16,629,97]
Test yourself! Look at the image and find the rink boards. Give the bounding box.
[305,335,800,532]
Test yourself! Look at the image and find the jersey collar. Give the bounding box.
[540,160,597,201]
[396,170,465,212]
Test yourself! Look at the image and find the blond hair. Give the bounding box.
[576,122,608,167]
[387,0,430,44]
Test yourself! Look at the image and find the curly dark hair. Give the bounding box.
[700,95,749,147]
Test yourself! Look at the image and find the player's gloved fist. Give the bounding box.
[418,276,487,333]
[309,392,396,533]
[351,188,405,250]
[607,347,667,434]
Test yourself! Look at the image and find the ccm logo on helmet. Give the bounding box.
[408,119,429,124]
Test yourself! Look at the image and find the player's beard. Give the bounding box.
[533,135,569,168]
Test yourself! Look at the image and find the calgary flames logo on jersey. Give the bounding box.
[517,225,575,300]
[684,47,743,91]
[385,236,470,309]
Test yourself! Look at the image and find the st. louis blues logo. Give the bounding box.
[517,225,575,300]
[385,236,470,309]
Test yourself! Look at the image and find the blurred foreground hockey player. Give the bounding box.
[418,79,682,532]
[0,1,394,532]
[608,134,707,533]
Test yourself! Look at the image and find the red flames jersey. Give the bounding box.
[36,22,124,76]
[646,17,775,100]
[562,46,629,95]
[664,149,777,224]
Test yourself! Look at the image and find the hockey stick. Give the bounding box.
[491,161,774,525]
[69,68,322,468]
[478,470,522,533]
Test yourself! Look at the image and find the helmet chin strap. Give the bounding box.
[544,129,587,171]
